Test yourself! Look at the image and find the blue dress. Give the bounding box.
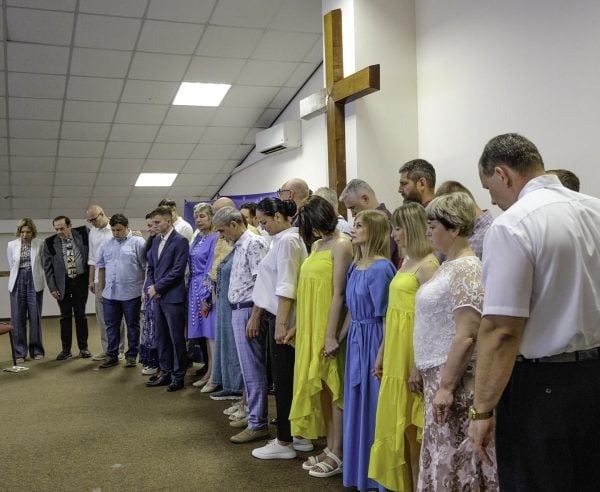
[343,258,396,491]
[211,250,243,392]
[188,232,218,339]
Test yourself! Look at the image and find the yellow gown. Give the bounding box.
[289,248,345,438]
[369,265,434,491]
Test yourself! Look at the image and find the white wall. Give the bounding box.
[416,0,600,208]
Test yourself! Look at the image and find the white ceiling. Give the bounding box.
[0,0,323,219]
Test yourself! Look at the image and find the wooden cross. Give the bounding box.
[300,9,380,207]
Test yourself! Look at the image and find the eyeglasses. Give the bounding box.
[277,189,291,197]
[87,212,103,223]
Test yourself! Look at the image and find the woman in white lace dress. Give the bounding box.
[413,193,498,491]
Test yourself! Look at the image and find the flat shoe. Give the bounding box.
[200,384,220,394]
[308,450,342,478]
[192,378,209,388]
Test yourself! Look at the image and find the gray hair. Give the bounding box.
[193,202,213,218]
[339,179,375,202]
[213,207,244,227]
[313,187,339,214]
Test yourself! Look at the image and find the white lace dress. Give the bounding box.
[414,256,498,491]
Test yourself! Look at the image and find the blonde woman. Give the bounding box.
[341,210,396,491]
[369,203,438,491]
[7,218,45,362]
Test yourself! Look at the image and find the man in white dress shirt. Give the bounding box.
[468,133,600,491]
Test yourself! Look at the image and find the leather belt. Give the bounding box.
[230,301,254,310]
[516,347,600,363]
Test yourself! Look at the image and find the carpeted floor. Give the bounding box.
[0,317,344,491]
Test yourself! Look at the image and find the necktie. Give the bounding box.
[66,238,77,278]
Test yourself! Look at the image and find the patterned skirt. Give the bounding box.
[418,365,498,492]
[139,289,158,368]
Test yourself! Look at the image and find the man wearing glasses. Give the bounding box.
[86,204,124,361]
[277,178,310,225]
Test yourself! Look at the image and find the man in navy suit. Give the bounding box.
[145,206,190,392]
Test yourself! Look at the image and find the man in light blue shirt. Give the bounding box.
[97,214,146,369]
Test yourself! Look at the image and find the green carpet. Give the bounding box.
[0,317,343,491]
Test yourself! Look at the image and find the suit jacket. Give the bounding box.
[7,238,45,293]
[147,229,189,303]
[43,226,89,300]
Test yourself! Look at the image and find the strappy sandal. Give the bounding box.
[302,447,330,470]
[308,449,342,478]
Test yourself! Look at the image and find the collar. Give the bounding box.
[517,174,562,200]
[161,228,174,241]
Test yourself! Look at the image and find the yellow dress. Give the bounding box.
[369,267,432,491]
[289,248,345,438]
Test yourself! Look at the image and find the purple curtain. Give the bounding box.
[183,192,277,229]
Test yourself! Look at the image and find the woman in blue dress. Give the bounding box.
[339,209,396,491]
[188,203,219,387]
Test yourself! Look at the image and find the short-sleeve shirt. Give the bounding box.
[482,175,600,358]
[414,255,483,370]
[229,230,268,304]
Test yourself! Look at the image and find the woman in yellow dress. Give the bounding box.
[369,202,439,491]
[289,195,353,478]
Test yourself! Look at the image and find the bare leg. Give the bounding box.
[405,425,421,490]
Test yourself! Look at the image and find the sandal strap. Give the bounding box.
[323,449,342,467]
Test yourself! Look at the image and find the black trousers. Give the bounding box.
[57,274,89,351]
[496,358,600,491]
[264,311,295,443]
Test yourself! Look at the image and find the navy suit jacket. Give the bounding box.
[147,229,189,303]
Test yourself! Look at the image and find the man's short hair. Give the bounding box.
[150,206,173,219]
[53,215,71,226]
[240,202,257,217]
[479,133,545,177]
[109,213,129,227]
[339,179,375,202]
[435,180,475,201]
[213,207,244,227]
[547,169,580,192]
[398,159,436,190]
[313,187,339,214]
[158,198,177,210]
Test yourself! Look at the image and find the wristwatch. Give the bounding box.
[468,405,494,420]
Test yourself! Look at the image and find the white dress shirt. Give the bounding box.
[482,175,600,358]
[173,217,193,243]
[88,223,112,283]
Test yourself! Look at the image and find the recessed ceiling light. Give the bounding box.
[135,173,177,187]
[172,82,231,106]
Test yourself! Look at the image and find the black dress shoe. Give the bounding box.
[56,351,72,361]
[167,381,185,392]
[79,349,92,358]
[145,376,171,387]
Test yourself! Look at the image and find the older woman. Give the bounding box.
[188,203,219,390]
[290,195,353,477]
[341,210,397,491]
[250,197,308,460]
[7,218,45,362]
[414,193,498,491]
[369,203,439,491]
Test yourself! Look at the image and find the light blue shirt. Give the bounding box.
[97,234,146,301]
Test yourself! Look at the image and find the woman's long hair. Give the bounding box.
[353,210,390,263]
[297,195,338,250]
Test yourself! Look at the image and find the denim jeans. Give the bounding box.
[102,297,142,360]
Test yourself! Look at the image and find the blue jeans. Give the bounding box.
[103,297,142,360]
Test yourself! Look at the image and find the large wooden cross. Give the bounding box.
[300,9,380,207]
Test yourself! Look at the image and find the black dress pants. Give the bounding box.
[57,274,89,351]
[496,358,600,491]
[264,311,295,443]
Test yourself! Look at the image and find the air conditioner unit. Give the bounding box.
[255,120,302,155]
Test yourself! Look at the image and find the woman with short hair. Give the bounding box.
[414,192,498,491]
[7,218,45,362]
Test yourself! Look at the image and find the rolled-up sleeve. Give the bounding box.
[274,236,305,300]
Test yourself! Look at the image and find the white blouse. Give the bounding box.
[414,255,483,370]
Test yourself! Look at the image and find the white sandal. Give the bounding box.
[308,449,342,478]
[302,447,330,470]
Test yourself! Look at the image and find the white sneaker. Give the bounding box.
[293,437,314,452]
[118,353,126,361]
[141,366,158,376]
[229,408,248,421]
[252,439,296,460]
[91,353,107,361]
[223,402,241,416]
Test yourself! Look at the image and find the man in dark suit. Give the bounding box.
[43,215,91,360]
[145,206,190,392]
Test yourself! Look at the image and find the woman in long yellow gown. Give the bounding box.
[289,195,353,478]
[369,203,439,491]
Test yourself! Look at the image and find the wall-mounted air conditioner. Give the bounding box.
[255,120,302,155]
